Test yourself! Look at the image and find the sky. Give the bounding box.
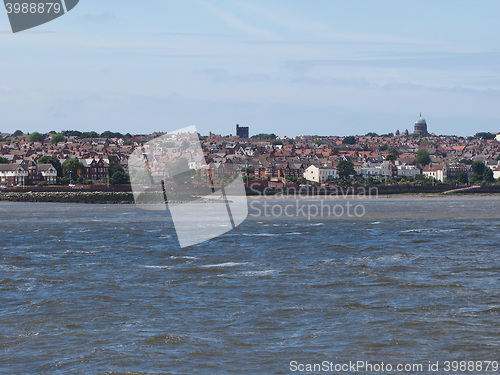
[1,0,500,137]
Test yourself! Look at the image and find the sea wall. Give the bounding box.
[1,184,499,204]
[0,191,134,204]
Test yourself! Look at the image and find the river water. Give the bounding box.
[1,198,499,374]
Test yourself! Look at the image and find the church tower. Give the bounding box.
[414,113,428,136]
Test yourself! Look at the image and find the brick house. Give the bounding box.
[277,163,304,179]
[446,163,472,182]
[81,158,109,181]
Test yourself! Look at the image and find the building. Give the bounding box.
[303,165,338,183]
[22,160,43,185]
[414,113,429,136]
[397,164,421,179]
[81,158,109,181]
[493,165,500,180]
[38,164,58,184]
[0,162,57,186]
[277,163,304,179]
[236,124,249,139]
[422,163,472,182]
[361,161,398,180]
[423,163,446,182]
[446,163,472,182]
[0,164,28,186]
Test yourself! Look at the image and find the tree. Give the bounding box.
[58,177,70,185]
[13,130,23,137]
[81,131,100,139]
[252,133,277,140]
[28,132,44,142]
[459,158,473,165]
[342,136,356,145]
[37,156,63,177]
[386,147,399,161]
[365,132,378,137]
[51,133,65,144]
[415,149,431,166]
[129,168,151,185]
[0,156,9,164]
[62,159,85,181]
[458,172,469,184]
[386,153,397,162]
[110,171,130,185]
[101,131,123,139]
[483,167,495,183]
[108,163,125,177]
[474,132,495,140]
[337,160,356,180]
[471,160,485,178]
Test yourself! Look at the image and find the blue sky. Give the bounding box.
[1,0,500,137]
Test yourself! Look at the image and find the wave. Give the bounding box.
[242,233,280,237]
[201,262,249,268]
[240,270,276,277]
[0,265,34,272]
[400,228,457,233]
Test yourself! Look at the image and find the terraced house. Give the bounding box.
[0,163,57,186]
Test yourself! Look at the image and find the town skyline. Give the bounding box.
[1,116,497,139]
[2,121,500,188]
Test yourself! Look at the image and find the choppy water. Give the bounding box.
[1,198,499,374]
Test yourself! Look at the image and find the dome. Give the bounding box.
[415,112,426,125]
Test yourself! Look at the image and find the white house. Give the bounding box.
[493,165,500,180]
[303,165,338,183]
[361,164,383,179]
[0,164,28,186]
[38,164,58,185]
[422,164,447,182]
[397,164,420,179]
[360,161,396,180]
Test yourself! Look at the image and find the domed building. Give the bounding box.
[414,113,429,136]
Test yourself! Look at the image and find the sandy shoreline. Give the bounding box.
[247,193,500,201]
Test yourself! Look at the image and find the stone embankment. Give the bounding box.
[0,191,134,204]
